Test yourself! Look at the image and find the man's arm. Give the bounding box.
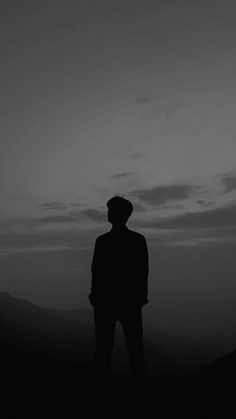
[140,236,149,305]
[89,237,101,306]
[134,236,149,307]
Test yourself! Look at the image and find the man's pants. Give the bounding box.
[93,306,145,377]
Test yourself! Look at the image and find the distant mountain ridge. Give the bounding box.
[0,292,215,376]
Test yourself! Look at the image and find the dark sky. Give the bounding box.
[1,0,236,348]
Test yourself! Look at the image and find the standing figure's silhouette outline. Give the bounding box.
[89,196,149,378]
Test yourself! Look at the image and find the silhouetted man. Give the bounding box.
[89,196,149,378]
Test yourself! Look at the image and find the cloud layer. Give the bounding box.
[135,204,236,230]
[222,172,236,193]
[131,183,196,206]
[2,171,236,255]
[40,202,67,210]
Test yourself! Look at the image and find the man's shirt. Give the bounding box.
[89,226,149,308]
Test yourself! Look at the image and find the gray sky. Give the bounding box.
[1,0,236,347]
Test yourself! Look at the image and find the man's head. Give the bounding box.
[107,196,133,227]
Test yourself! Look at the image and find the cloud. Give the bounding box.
[80,208,106,223]
[135,204,236,230]
[168,236,236,247]
[0,207,107,235]
[133,202,147,213]
[10,195,27,201]
[0,218,34,233]
[222,172,236,193]
[37,215,78,224]
[0,215,81,234]
[40,201,67,210]
[135,95,154,105]
[0,224,99,252]
[130,184,196,206]
[0,245,73,256]
[70,202,87,208]
[144,102,182,120]
[195,200,215,208]
[0,223,99,256]
[128,151,146,160]
[111,172,133,179]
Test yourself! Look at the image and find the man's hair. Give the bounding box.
[107,195,133,222]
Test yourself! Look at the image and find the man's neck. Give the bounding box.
[111,224,128,232]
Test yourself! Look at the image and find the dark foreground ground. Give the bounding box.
[0,292,235,417]
[1,358,235,418]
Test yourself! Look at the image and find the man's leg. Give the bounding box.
[120,308,146,378]
[93,307,116,375]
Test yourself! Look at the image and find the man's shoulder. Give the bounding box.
[95,231,111,242]
[95,228,146,242]
[127,228,144,237]
[127,229,146,242]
